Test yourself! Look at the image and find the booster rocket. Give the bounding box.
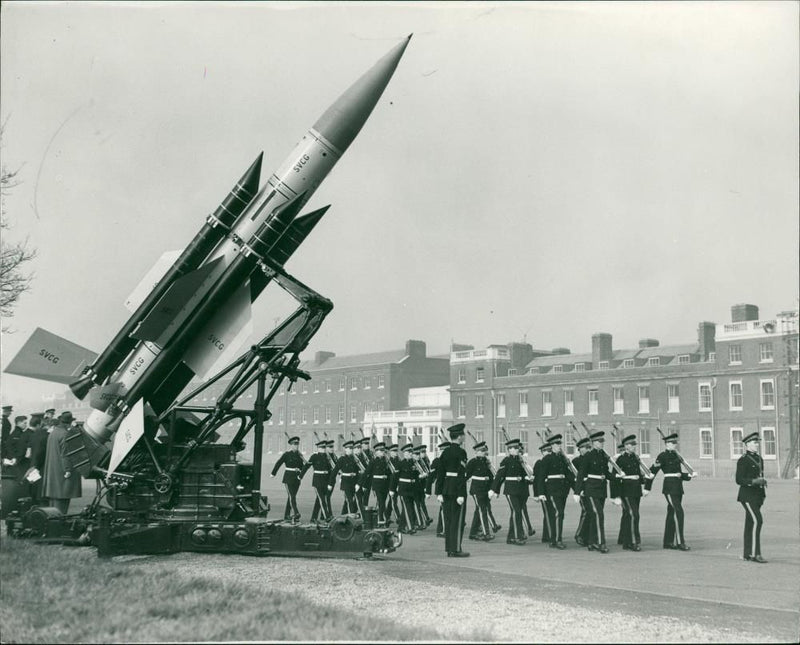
[5,36,411,452]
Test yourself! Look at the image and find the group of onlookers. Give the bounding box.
[1,405,83,517]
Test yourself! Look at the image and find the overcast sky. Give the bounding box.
[1,1,798,406]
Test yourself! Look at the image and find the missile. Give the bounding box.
[5,35,411,453]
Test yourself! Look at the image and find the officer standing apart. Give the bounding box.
[270,435,305,522]
[435,423,469,557]
[736,431,767,563]
[646,432,694,551]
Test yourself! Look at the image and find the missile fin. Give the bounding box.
[3,327,98,384]
[106,399,145,477]
[182,279,253,379]
[124,250,182,312]
[130,257,225,344]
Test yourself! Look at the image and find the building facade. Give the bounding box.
[449,305,799,478]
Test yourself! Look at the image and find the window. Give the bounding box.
[339,376,345,391]
[730,427,744,458]
[301,381,308,394]
[638,386,650,414]
[648,357,660,367]
[552,365,563,373]
[397,424,408,439]
[457,368,466,384]
[278,407,284,424]
[759,342,773,362]
[588,389,599,415]
[350,377,358,391]
[313,407,319,424]
[475,395,485,418]
[542,391,552,417]
[378,375,385,389]
[350,403,357,423]
[290,408,296,425]
[519,391,528,417]
[598,361,609,370]
[678,355,690,365]
[699,383,712,411]
[564,390,574,416]
[496,393,506,418]
[699,428,713,459]
[476,367,485,383]
[575,363,586,372]
[279,385,285,396]
[761,427,776,459]
[729,381,743,411]
[520,430,529,449]
[301,408,307,424]
[760,380,775,409]
[326,380,331,393]
[325,405,331,423]
[456,395,466,418]
[364,377,371,390]
[623,359,634,368]
[376,401,384,412]
[565,428,577,455]
[613,387,624,414]
[338,403,345,423]
[708,352,716,362]
[313,381,319,393]
[508,369,517,376]
[668,384,679,413]
[639,427,651,457]
[729,344,742,364]
[382,429,392,445]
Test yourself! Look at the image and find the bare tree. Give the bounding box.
[1,119,37,332]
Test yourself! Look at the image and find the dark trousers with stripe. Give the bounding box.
[398,493,418,532]
[575,497,591,544]
[436,505,444,534]
[504,494,526,542]
[415,489,430,524]
[546,495,567,543]
[740,500,763,559]
[617,496,641,546]
[311,484,332,521]
[538,498,551,542]
[521,499,536,537]
[487,500,501,531]
[283,480,301,520]
[372,485,389,526]
[340,483,359,515]
[470,492,492,537]
[442,495,466,553]
[586,496,606,546]
[663,493,686,546]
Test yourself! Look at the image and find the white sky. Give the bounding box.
[1,1,798,406]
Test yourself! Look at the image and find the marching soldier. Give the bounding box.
[391,443,420,534]
[646,432,694,551]
[429,439,449,537]
[332,440,361,515]
[531,441,551,543]
[615,434,650,551]
[490,438,529,545]
[270,435,305,522]
[574,431,614,553]
[386,443,402,525]
[539,434,575,549]
[302,440,333,522]
[736,431,767,563]
[353,439,369,508]
[466,440,495,541]
[572,437,592,546]
[435,423,469,557]
[412,445,432,528]
[359,442,391,526]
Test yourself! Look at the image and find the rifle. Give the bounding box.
[581,421,625,478]
[656,427,694,476]
[545,426,577,478]
[612,424,652,479]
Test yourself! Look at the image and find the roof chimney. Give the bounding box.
[638,338,659,348]
[731,304,759,323]
[592,333,613,364]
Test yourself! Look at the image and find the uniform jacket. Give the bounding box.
[434,444,468,497]
[614,452,645,498]
[359,455,392,491]
[42,423,82,499]
[392,458,419,496]
[2,427,27,480]
[270,450,306,485]
[331,454,361,490]
[736,452,766,504]
[466,456,494,495]
[541,452,577,496]
[426,456,440,495]
[301,452,333,488]
[27,426,49,473]
[575,448,613,499]
[646,450,691,495]
[491,455,528,496]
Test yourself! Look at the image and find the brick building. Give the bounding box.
[449,304,799,478]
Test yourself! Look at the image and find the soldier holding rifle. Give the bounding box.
[466,438,496,542]
[613,431,651,552]
[359,442,391,527]
[331,440,361,515]
[736,431,767,563]
[302,438,334,523]
[531,438,551,543]
[489,438,529,545]
[539,434,576,549]
[270,434,305,522]
[571,431,592,546]
[574,430,618,553]
[646,429,694,551]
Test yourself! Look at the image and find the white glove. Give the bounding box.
[1,458,12,466]
[436,495,444,504]
[425,494,430,499]
[488,490,496,499]
[389,491,396,497]
[327,485,333,491]
[355,484,361,492]
[456,496,464,506]
[689,472,697,478]
[572,494,580,504]
[538,495,547,502]
[612,497,622,506]
[643,489,650,497]
[64,471,72,479]
[270,474,275,478]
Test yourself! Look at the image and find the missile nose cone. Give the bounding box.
[313,35,411,154]
[240,152,264,199]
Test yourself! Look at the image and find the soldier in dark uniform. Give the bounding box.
[24,412,48,504]
[415,444,433,527]
[540,434,575,549]
[435,423,469,557]
[391,443,420,534]
[490,438,529,545]
[614,434,651,551]
[429,439,449,537]
[467,440,495,541]
[532,441,551,543]
[359,442,391,526]
[386,443,401,525]
[1,414,27,518]
[43,408,56,423]
[572,437,592,545]
[574,431,615,553]
[331,440,361,515]
[1,405,12,451]
[646,432,694,551]
[352,439,369,509]
[270,435,305,522]
[736,431,767,563]
[302,440,333,522]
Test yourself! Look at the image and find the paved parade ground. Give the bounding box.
[2,469,798,642]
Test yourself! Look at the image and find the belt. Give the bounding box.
[623,475,640,480]
[284,467,300,472]
[399,478,413,483]
[314,471,329,475]
[586,474,606,480]
[372,475,387,479]
[664,473,682,478]
[471,476,489,481]
[341,473,356,477]
[505,476,522,481]
[446,472,459,477]
[546,474,565,479]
